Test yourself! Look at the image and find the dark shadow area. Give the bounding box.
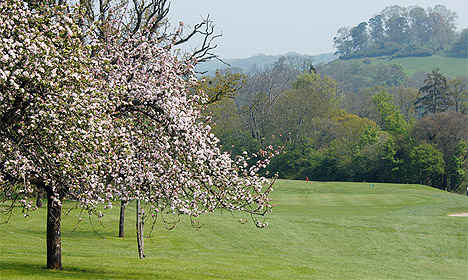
[0,260,164,279]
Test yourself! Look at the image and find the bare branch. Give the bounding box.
[173,15,222,64]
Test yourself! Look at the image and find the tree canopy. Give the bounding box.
[0,0,275,269]
[334,5,463,59]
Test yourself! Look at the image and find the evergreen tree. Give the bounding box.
[416,68,451,115]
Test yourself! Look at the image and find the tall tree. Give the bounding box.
[450,29,468,57]
[333,27,353,57]
[350,22,369,51]
[408,6,430,44]
[381,5,408,22]
[1,0,275,269]
[392,87,419,119]
[372,91,408,135]
[271,72,339,146]
[408,144,445,187]
[88,1,277,260]
[0,1,119,269]
[74,0,225,240]
[427,5,458,48]
[385,16,409,44]
[412,112,468,190]
[448,76,468,114]
[416,68,450,115]
[237,57,298,143]
[368,15,385,46]
[381,5,409,44]
[321,112,381,181]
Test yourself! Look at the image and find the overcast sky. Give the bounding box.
[168,0,468,59]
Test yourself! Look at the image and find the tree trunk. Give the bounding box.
[36,189,43,208]
[136,199,145,259]
[118,199,126,238]
[46,192,62,269]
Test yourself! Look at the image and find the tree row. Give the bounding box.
[333,5,468,59]
[205,56,468,193]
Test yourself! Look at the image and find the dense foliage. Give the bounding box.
[333,5,465,59]
[207,54,468,193]
[0,0,275,269]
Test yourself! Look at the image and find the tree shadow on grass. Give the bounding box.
[0,260,166,280]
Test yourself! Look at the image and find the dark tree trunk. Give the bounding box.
[36,189,43,208]
[118,199,126,238]
[46,191,62,269]
[442,174,448,191]
[136,199,145,259]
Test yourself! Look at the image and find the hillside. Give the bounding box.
[197,52,467,80]
[195,52,337,75]
[316,54,468,95]
[355,55,468,78]
[333,5,467,61]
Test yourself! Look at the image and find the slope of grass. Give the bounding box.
[1,181,468,279]
[368,55,468,78]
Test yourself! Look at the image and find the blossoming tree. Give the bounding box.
[0,0,274,270]
[0,0,124,269]
[95,10,276,258]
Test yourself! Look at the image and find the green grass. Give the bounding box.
[1,180,468,279]
[365,55,468,78]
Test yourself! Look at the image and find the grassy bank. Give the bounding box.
[1,180,467,279]
[366,55,468,78]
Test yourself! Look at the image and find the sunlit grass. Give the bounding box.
[364,55,468,78]
[1,180,468,279]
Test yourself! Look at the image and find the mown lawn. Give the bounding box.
[1,180,468,279]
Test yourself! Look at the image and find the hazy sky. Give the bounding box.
[168,0,468,59]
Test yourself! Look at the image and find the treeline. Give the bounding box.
[203,56,468,193]
[333,5,468,59]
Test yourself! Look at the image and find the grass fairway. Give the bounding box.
[1,180,468,279]
[365,55,468,78]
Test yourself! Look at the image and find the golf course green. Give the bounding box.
[1,180,467,279]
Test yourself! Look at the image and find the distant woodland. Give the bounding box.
[333,5,468,59]
[203,5,468,193]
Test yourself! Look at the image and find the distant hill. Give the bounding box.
[195,52,337,75]
[333,5,467,60]
[317,54,468,94]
